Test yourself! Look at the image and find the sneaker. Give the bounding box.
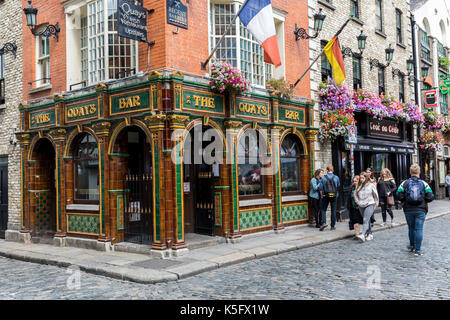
[357,234,365,242]
[414,250,423,256]
[330,227,336,230]
[407,245,415,252]
[380,222,386,227]
[391,220,398,226]
[319,224,328,231]
[366,234,374,241]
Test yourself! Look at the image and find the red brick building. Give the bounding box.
[17,0,316,255]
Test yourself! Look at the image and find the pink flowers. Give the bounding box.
[419,131,443,151]
[209,60,250,94]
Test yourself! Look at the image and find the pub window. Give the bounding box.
[350,0,359,19]
[65,0,138,89]
[36,32,50,87]
[375,0,383,32]
[209,2,285,87]
[73,133,99,203]
[396,9,403,44]
[420,28,429,48]
[0,53,4,105]
[378,66,385,95]
[352,56,362,90]
[237,129,266,197]
[321,41,333,82]
[281,134,304,194]
[441,93,448,115]
[399,73,405,102]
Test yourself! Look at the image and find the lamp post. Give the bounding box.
[342,30,367,59]
[23,0,60,42]
[294,8,326,40]
[370,44,395,70]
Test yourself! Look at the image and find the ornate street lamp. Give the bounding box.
[0,42,17,59]
[294,8,326,40]
[422,65,429,77]
[23,1,60,42]
[385,44,394,66]
[407,55,414,74]
[342,30,367,59]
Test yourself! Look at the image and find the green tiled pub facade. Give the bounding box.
[16,71,317,253]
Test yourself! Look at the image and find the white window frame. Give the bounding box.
[35,32,50,87]
[208,0,285,88]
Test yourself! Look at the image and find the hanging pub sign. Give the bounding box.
[439,74,450,95]
[424,90,438,108]
[118,0,148,42]
[167,0,188,29]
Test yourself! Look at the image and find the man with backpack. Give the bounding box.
[396,164,434,256]
[319,165,340,231]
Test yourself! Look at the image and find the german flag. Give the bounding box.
[324,36,346,85]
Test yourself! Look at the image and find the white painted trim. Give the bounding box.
[239,198,272,207]
[282,195,308,202]
[66,204,100,211]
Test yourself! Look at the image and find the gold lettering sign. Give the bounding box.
[32,113,51,125]
[67,104,97,119]
[238,102,268,116]
[285,110,300,120]
[188,95,215,109]
[119,96,141,109]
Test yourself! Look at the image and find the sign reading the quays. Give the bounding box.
[279,106,305,125]
[235,99,269,119]
[29,108,56,129]
[110,90,150,116]
[182,90,224,115]
[65,100,98,123]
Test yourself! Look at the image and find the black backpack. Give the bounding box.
[323,175,337,198]
[404,178,425,205]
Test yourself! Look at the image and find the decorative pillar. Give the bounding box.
[16,133,32,234]
[270,125,285,231]
[145,115,167,253]
[306,129,318,224]
[167,114,190,254]
[48,129,67,237]
[92,121,111,242]
[224,119,242,240]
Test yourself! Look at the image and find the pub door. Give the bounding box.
[0,159,7,239]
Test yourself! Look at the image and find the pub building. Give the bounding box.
[16,73,317,254]
[331,111,415,199]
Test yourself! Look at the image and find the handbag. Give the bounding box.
[387,195,395,206]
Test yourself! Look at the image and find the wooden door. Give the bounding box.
[0,162,7,239]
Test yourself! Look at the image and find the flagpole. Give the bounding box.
[201,0,251,70]
[293,16,353,88]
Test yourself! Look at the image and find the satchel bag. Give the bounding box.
[387,195,395,206]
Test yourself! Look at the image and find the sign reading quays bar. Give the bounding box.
[110,90,150,116]
[118,0,147,42]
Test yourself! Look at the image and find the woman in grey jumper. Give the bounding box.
[355,172,379,243]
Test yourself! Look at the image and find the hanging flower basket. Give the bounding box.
[209,60,250,94]
[353,89,388,119]
[443,118,450,134]
[319,78,353,114]
[319,110,355,143]
[422,109,445,130]
[403,103,424,125]
[418,131,443,151]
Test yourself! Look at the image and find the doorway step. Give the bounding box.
[185,233,225,250]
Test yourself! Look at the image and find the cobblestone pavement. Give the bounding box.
[1,213,450,300]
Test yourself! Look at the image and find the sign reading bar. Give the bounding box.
[279,106,305,125]
[65,100,98,123]
[182,90,224,114]
[167,0,188,29]
[110,90,150,116]
[236,99,270,120]
[29,109,56,129]
[368,118,401,139]
[118,0,147,42]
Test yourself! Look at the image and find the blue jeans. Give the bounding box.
[404,211,426,252]
[321,196,338,227]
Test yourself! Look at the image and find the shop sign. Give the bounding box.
[439,74,450,95]
[110,90,150,116]
[167,0,188,29]
[347,123,357,144]
[65,100,98,123]
[118,0,148,42]
[235,99,270,120]
[368,118,401,139]
[29,108,56,129]
[345,143,414,154]
[424,90,438,108]
[278,106,305,125]
[182,90,224,115]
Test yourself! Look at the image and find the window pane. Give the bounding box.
[281,158,299,192]
[76,160,100,201]
[238,162,263,195]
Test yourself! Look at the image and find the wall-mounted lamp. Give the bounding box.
[421,65,429,77]
[392,67,404,79]
[294,8,326,40]
[0,42,17,59]
[342,30,367,59]
[407,55,414,75]
[370,44,394,70]
[23,0,60,42]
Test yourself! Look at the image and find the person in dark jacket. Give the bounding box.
[377,168,396,226]
[319,165,341,231]
[309,169,324,228]
[396,164,434,256]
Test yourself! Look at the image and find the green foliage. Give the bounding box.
[266,78,294,100]
[439,56,450,69]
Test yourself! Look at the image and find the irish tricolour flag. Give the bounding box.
[238,0,282,67]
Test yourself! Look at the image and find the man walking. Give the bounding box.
[446,171,450,200]
[319,165,340,231]
[396,164,434,256]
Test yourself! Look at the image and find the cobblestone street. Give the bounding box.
[1,212,450,300]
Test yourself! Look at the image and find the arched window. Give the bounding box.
[73,133,99,203]
[280,134,303,194]
[237,129,267,197]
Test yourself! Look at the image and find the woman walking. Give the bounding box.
[348,175,363,238]
[377,168,396,226]
[354,172,379,243]
[309,169,324,228]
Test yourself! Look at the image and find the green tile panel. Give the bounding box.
[239,208,272,230]
[282,204,308,222]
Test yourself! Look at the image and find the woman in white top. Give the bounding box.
[354,172,379,243]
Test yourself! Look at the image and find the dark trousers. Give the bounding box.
[321,196,338,228]
[380,196,394,222]
[310,197,321,227]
